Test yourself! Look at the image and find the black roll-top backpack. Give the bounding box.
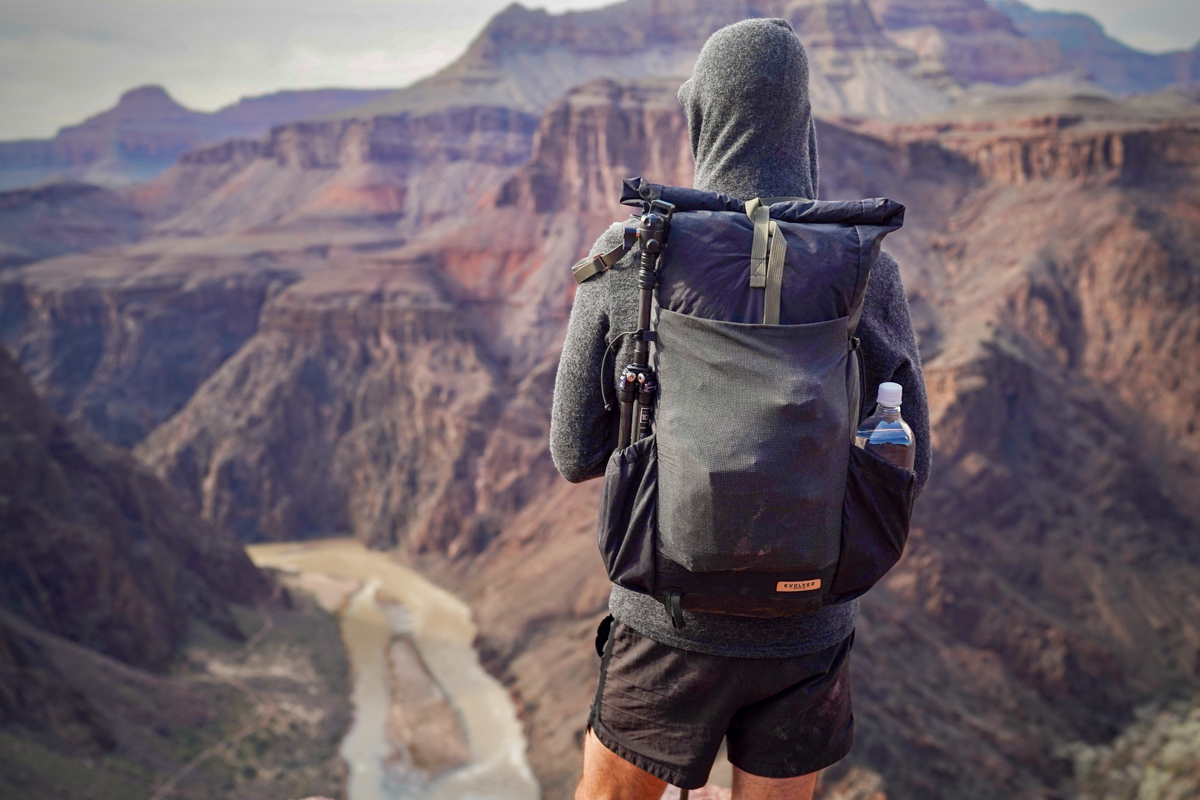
[575,178,917,628]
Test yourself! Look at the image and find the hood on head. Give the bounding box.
[678,18,819,201]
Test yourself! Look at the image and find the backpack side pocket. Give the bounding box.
[597,434,657,595]
[831,444,916,600]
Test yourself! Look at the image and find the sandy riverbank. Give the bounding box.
[248,539,539,800]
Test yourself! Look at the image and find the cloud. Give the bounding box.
[346,43,463,77]
[0,0,514,138]
[2,0,1197,140]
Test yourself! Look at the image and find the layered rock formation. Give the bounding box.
[867,0,1065,85]
[497,78,694,215]
[0,182,141,270]
[9,0,1199,201]
[1,104,537,448]
[6,66,1199,799]
[3,244,305,446]
[0,85,392,190]
[0,345,267,668]
[8,0,1200,199]
[336,0,959,122]
[3,2,1200,798]
[137,104,539,235]
[994,1,1200,95]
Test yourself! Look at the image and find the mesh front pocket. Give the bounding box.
[655,310,851,573]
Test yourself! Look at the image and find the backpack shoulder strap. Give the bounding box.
[572,242,629,285]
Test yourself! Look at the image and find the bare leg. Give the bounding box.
[576,729,669,800]
[731,765,817,800]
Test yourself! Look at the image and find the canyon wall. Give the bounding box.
[866,0,1065,85]
[1,103,540,449]
[0,343,266,755]
[0,182,142,270]
[2,1,1199,796]
[326,0,978,122]
[0,346,353,800]
[4,72,1198,799]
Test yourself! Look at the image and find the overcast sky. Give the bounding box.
[2,0,1197,141]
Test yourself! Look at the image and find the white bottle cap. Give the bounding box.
[877,382,903,407]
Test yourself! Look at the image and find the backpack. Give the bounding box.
[574,178,917,628]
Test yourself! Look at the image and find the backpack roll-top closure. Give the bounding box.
[621,177,905,228]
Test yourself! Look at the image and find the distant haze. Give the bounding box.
[1,0,1198,141]
[1021,0,1198,55]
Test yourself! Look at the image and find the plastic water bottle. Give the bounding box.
[855,382,916,472]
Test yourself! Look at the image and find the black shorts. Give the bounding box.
[589,618,854,789]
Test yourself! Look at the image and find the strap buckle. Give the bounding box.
[663,591,685,629]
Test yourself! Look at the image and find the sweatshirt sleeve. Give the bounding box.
[856,250,932,496]
[550,224,636,483]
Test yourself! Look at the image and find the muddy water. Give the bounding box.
[248,539,540,800]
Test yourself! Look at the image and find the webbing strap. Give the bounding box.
[763,220,787,325]
[572,243,628,284]
[747,202,770,289]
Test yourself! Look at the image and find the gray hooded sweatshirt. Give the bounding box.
[550,18,930,658]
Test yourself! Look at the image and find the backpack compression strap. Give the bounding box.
[572,243,628,284]
[745,198,792,324]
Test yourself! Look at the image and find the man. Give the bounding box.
[550,18,931,800]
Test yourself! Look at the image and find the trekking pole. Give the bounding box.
[617,203,671,450]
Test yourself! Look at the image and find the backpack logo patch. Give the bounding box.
[776,579,821,593]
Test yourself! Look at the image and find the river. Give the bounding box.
[247,539,540,800]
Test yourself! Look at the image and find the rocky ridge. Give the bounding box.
[1070,693,1200,800]
[136,104,539,235]
[0,345,268,669]
[2,101,539,450]
[1,2,1198,797]
[333,0,959,122]
[867,0,1065,85]
[0,85,392,191]
[0,346,354,800]
[0,182,141,271]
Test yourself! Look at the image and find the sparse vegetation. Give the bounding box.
[0,580,352,800]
